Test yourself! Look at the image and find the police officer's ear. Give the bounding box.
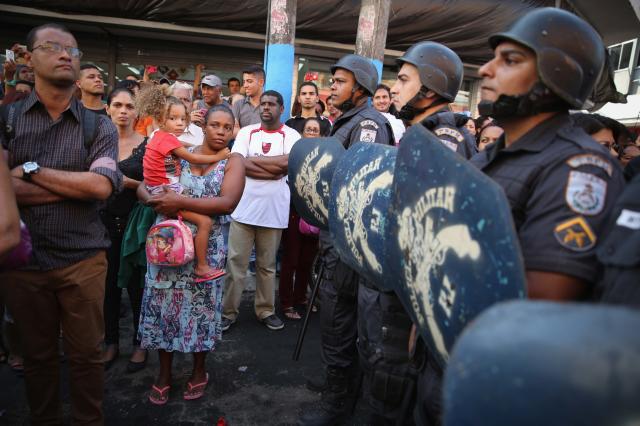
[352,83,367,99]
[424,89,438,100]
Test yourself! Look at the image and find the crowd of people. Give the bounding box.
[0,9,639,425]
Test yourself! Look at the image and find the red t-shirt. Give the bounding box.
[143,130,183,186]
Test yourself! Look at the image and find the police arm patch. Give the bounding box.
[565,170,607,216]
[360,128,377,143]
[566,154,613,177]
[360,119,380,129]
[553,216,596,252]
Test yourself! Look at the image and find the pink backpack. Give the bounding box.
[146,216,195,267]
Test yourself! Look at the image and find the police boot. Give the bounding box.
[298,367,352,426]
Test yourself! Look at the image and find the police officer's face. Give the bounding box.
[330,69,356,108]
[478,41,538,102]
[298,85,319,110]
[390,63,422,111]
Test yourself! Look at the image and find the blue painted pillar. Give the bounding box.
[355,0,391,84]
[263,0,297,123]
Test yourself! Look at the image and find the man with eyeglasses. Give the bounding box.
[0,23,120,425]
[285,82,331,137]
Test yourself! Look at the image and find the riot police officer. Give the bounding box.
[383,41,470,426]
[299,54,393,426]
[390,41,476,159]
[471,7,625,300]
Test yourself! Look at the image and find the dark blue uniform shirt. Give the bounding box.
[471,113,625,283]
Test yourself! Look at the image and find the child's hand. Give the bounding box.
[222,147,231,158]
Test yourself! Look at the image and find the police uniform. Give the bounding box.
[318,103,393,370]
[421,111,477,159]
[285,114,332,137]
[595,174,640,307]
[471,113,625,283]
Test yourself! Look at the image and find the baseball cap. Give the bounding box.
[201,74,222,88]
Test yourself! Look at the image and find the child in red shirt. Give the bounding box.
[143,96,230,282]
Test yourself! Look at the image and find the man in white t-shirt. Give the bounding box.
[222,90,301,331]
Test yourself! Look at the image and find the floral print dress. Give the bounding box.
[139,158,228,352]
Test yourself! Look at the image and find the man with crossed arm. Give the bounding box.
[0,23,120,425]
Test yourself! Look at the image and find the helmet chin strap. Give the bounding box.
[394,86,430,122]
[478,81,569,119]
[338,85,368,113]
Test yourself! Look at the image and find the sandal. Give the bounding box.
[183,372,209,400]
[194,269,226,283]
[149,384,171,405]
[284,307,302,320]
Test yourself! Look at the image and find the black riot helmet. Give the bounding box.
[479,8,605,118]
[330,54,379,97]
[396,41,463,103]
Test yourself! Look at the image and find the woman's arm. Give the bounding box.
[0,159,21,260]
[123,176,142,190]
[147,154,246,217]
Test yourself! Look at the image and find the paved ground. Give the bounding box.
[0,278,340,426]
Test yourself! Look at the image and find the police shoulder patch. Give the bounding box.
[434,126,464,142]
[566,154,613,177]
[439,139,459,152]
[360,128,377,143]
[553,216,596,252]
[360,119,380,129]
[565,170,607,216]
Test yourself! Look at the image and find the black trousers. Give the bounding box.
[358,283,417,425]
[102,212,145,347]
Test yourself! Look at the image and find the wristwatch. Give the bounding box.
[22,162,40,181]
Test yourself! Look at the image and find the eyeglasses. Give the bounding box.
[32,42,83,59]
[304,128,320,135]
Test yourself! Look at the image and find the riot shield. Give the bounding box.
[443,301,640,426]
[385,124,526,368]
[329,142,397,289]
[287,137,345,229]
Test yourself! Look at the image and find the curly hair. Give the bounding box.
[134,84,173,123]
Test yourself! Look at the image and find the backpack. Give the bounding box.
[146,216,195,267]
[1,99,98,149]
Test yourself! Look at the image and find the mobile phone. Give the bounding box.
[5,50,14,62]
[146,65,158,73]
[199,108,207,116]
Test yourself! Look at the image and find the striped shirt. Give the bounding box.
[1,91,121,271]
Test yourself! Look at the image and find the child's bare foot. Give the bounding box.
[194,265,225,282]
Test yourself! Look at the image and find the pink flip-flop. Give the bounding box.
[149,384,171,405]
[184,373,209,400]
[194,270,226,283]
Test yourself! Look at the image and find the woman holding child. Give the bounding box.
[137,102,245,404]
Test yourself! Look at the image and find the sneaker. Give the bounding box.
[221,317,235,332]
[261,314,284,331]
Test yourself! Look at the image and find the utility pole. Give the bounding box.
[355,0,392,81]
[264,0,297,121]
